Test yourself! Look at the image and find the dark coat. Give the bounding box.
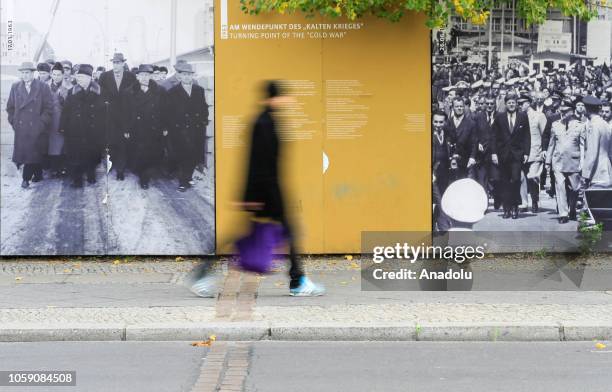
[243,107,284,220]
[99,70,137,141]
[59,82,105,165]
[446,114,477,169]
[490,111,531,163]
[6,79,54,164]
[163,83,209,163]
[123,82,165,168]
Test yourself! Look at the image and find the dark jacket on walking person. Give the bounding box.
[244,106,285,220]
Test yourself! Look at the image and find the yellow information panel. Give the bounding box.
[215,0,431,253]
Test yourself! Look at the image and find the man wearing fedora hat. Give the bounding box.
[99,53,137,180]
[123,64,165,189]
[6,61,54,188]
[59,64,105,187]
[162,62,209,192]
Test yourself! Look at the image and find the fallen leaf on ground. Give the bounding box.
[63,269,71,273]
[350,262,360,270]
[351,276,357,281]
[274,281,285,287]
[15,277,22,281]
[175,257,184,262]
[191,341,211,347]
[112,260,121,265]
[345,255,353,261]
[191,334,216,347]
[595,342,607,349]
[339,281,348,285]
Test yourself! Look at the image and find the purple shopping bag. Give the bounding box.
[235,221,285,273]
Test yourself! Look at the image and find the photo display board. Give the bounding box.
[215,0,432,254]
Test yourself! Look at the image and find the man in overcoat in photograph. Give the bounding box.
[490,93,531,219]
[122,64,166,189]
[99,52,137,180]
[59,64,105,187]
[6,62,54,188]
[162,62,209,192]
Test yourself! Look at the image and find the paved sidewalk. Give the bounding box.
[1,257,611,342]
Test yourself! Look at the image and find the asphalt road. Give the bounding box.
[1,341,611,392]
[247,341,612,392]
[0,341,206,392]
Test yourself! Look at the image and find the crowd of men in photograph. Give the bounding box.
[432,60,612,230]
[5,52,209,192]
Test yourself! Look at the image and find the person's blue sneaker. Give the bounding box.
[289,276,325,297]
[189,275,218,298]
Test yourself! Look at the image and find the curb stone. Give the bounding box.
[562,323,612,341]
[1,322,611,342]
[269,324,417,341]
[415,322,561,341]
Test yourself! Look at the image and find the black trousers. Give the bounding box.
[23,163,42,181]
[499,159,522,210]
[281,217,305,288]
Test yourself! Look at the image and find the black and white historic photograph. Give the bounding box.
[431,5,612,233]
[0,0,215,255]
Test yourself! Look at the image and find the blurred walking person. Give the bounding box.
[6,62,54,188]
[189,81,325,298]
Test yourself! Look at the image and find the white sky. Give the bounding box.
[8,0,211,66]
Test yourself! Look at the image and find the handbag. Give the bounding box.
[235,219,285,274]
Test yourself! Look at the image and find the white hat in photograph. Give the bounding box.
[441,179,488,224]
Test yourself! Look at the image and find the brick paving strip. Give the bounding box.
[190,342,253,392]
[215,268,260,322]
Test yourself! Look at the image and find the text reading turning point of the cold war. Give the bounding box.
[226,23,365,40]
